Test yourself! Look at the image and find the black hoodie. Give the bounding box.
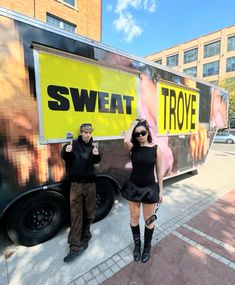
[61,136,101,183]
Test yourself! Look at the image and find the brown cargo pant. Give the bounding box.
[68,182,96,250]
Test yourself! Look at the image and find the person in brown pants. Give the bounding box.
[61,123,101,262]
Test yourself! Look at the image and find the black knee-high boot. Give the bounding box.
[130,225,141,262]
[141,226,154,263]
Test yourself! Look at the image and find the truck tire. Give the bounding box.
[6,191,67,246]
[94,178,115,223]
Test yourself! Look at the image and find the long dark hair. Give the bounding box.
[131,119,153,147]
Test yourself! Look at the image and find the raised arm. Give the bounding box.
[61,140,74,160]
[156,146,163,203]
[92,144,101,164]
[124,120,138,152]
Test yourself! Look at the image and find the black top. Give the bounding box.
[61,136,101,183]
[130,145,157,187]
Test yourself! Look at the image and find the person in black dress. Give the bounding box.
[122,119,163,263]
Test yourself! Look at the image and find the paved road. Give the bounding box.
[0,143,235,285]
[212,142,235,152]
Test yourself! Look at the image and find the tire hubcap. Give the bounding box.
[26,207,53,231]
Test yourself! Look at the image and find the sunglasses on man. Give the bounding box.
[134,130,148,138]
[80,123,94,132]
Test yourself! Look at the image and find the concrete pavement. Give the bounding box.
[0,145,235,285]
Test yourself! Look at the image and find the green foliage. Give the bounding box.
[219,78,235,118]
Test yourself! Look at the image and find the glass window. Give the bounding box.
[155,59,162,65]
[46,13,76,33]
[227,36,235,51]
[183,66,197,77]
[183,48,198,64]
[166,54,179,67]
[230,118,235,128]
[204,41,220,58]
[47,14,60,27]
[226,57,235,72]
[63,0,75,6]
[203,61,219,77]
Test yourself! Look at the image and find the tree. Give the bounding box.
[219,78,235,118]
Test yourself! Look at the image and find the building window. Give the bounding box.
[204,41,220,58]
[46,13,76,33]
[166,54,179,67]
[203,61,219,77]
[183,48,198,64]
[155,59,162,65]
[183,66,197,77]
[63,0,75,7]
[226,57,235,72]
[227,36,235,51]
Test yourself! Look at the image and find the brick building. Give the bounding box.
[145,25,235,85]
[0,0,102,41]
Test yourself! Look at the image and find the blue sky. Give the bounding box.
[102,0,235,57]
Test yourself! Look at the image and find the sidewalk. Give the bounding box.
[101,188,235,285]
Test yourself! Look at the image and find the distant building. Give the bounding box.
[145,25,235,85]
[0,0,102,41]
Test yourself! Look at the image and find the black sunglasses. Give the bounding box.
[134,130,147,138]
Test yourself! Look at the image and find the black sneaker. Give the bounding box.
[63,248,84,262]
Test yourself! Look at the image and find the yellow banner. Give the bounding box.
[38,52,138,142]
[157,81,199,135]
